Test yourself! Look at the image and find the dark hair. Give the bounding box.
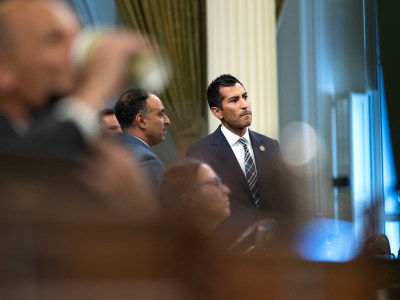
[114,88,149,129]
[206,74,244,109]
[159,158,204,216]
[98,108,115,117]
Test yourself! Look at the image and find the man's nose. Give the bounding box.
[164,115,171,125]
[240,97,250,108]
[222,184,231,196]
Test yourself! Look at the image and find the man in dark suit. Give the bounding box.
[187,74,295,244]
[115,88,171,194]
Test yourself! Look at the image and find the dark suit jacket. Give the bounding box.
[0,113,86,159]
[186,125,295,242]
[119,134,165,194]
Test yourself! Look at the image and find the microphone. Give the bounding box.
[227,218,277,254]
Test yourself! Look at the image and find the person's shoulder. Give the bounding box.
[186,136,208,155]
[249,130,277,143]
[119,134,145,146]
[186,130,221,158]
[119,134,150,154]
[187,128,221,149]
[191,133,215,145]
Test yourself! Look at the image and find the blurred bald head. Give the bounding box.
[0,0,81,121]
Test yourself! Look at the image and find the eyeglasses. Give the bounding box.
[189,176,223,191]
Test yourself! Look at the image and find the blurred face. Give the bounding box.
[188,164,231,222]
[101,114,122,136]
[211,83,252,136]
[1,0,81,109]
[144,94,170,146]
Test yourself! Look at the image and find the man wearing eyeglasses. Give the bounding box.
[187,74,296,244]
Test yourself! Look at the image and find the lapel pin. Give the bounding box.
[259,145,265,152]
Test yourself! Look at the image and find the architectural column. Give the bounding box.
[206,0,278,138]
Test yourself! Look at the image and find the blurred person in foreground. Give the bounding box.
[0,0,151,158]
[98,108,123,137]
[115,88,171,194]
[159,158,231,236]
[0,146,228,300]
[0,0,159,209]
[0,2,223,297]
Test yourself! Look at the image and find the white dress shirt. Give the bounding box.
[220,125,256,174]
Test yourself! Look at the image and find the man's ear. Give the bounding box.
[135,114,147,129]
[211,107,223,120]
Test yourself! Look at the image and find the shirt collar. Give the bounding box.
[134,136,150,148]
[220,124,251,146]
[123,133,150,148]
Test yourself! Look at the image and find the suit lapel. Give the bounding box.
[249,130,268,171]
[249,130,271,206]
[212,127,252,200]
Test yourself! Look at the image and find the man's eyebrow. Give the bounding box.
[228,95,239,101]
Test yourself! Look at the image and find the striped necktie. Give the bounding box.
[238,137,260,207]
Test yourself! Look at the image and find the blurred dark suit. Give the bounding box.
[0,112,86,159]
[119,133,165,193]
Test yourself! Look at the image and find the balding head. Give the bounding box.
[0,0,81,121]
[0,0,79,50]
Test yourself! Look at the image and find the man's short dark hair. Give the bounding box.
[98,108,115,117]
[114,88,150,129]
[206,74,244,109]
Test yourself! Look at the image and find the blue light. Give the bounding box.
[296,218,361,262]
